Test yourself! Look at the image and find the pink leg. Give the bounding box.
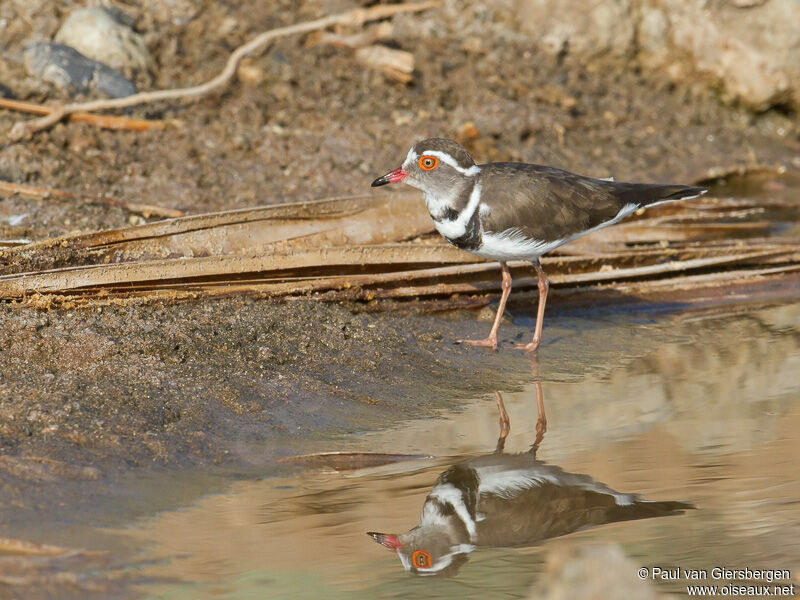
[514,262,549,352]
[458,262,512,351]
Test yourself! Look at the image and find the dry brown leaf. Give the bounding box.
[279,451,428,470]
[0,537,72,557]
[0,188,797,308]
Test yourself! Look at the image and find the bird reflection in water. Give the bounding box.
[367,358,693,576]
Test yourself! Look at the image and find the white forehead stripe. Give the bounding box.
[404,147,418,167]
[404,148,481,176]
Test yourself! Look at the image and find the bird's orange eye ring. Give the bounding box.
[412,550,432,569]
[419,156,439,171]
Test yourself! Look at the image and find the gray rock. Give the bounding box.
[55,7,151,74]
[515,0,635,59]
[23,42,137,98]
[638,7,670,65]
[512,0,800,111]
[657,0,798,111]
[528,543,664,600]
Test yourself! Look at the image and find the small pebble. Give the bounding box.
[477,305,512,324]
[0,83,15,99]
[55,7,151,73]
[237,58,265,85]
[24,42,137,98]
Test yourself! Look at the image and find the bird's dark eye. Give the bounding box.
[412,549,432,568]
[419,156,439,171]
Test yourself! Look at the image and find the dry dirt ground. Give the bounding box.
[0,0,798,529]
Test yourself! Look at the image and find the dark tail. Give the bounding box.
[616,183,707,208]
[607,499,695,524]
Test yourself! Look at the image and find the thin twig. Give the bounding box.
[0,98,170,132]
[0,181,183,219]
[7,1,440,141]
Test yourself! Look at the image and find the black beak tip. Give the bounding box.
[371,176,389,187]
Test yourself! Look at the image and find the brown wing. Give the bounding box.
[478,163,704,243]
[468,455,692,548]
[476,482,691,547]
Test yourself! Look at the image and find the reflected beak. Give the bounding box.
[367,531,403,550]
[371,167,407,187]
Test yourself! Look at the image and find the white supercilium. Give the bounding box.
[404,148,482,176]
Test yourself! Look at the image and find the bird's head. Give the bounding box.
[366,526,473,577]
[371,138,479,198]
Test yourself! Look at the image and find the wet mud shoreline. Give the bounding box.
[1,294,797,541]
[0,297,531,531]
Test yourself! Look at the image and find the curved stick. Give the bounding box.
[8,1,440,141]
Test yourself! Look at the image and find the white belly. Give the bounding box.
[472,229,564,261]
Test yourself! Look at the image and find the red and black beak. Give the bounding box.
[371,167,407,187]
[366,531,403,550]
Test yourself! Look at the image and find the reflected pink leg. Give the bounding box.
[529,354,547,454]
[493,391,511,453]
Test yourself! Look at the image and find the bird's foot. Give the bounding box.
[513,339,541,352]
[456,337,498,351]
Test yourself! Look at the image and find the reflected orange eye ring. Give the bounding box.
[419,156,439,171]
[412,550,432,569]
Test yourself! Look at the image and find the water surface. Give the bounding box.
[125,302,800,598]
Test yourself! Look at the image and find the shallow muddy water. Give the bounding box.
[99,300,800,599]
